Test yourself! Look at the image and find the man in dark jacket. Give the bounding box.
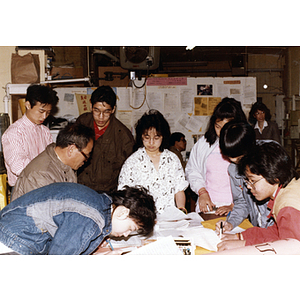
[76,85,134,193]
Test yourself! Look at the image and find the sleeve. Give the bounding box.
[2,129,32,178]
[226,164,250,228]
[242,207,300,246]
[185,138,207,195]
[117,157,134,190]
[172,154,189,194]
[120,129,135,161]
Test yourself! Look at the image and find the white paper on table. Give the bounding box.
[180,226,221,252]
[127,236,183,255]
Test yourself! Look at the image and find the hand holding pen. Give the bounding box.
[215,219,234,236]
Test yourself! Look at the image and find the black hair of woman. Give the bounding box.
[134,109,171,152]
[205,97,247,146]
[248,102,272,125]
[219,121,256,159]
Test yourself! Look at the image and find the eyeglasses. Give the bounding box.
[74,144,90,161]
[243,177,263,188]
[80,150,89,161]
[92,108,112,117]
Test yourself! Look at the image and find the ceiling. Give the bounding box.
[91,46,287,65]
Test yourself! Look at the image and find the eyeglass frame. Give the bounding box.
[73,144,90,161]
[92,107,113,117]
[79,150,89,161]
[243,177,263,188]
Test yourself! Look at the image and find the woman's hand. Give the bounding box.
[215,203,234,216]
[198,189,214,212]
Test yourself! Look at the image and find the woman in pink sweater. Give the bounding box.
[217,141,300,252]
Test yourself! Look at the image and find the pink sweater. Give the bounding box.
[205,146,233,207]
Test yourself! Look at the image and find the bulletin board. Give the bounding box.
[52,76,256,156]
[115,76,256,155]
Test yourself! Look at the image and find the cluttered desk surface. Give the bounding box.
[105,207,253,255]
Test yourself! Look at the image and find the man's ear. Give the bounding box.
[25,101,31,110]
[89,102,93,111]
[112,106,116,114]
[67,144,77,157]
[115,206,130,220]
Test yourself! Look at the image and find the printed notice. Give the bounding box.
[194,97,221,116]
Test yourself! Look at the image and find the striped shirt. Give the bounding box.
[2,114,53,186]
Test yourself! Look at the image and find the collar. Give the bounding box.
[267,185,282,218]
[23,113,40,128]
[255,120,268,134]
[94,121,109,140]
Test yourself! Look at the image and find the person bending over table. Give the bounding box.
[215,121,274,234]
[0,182,156,255]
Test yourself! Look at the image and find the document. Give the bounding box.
[183,226,221,252]
[127,236,183,255]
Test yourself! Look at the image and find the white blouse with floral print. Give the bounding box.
[118,147,189,214]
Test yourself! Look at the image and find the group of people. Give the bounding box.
[0,83,296,255]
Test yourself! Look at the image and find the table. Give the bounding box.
[195,216,253,255]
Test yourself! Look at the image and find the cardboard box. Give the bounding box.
[50,67,84,86]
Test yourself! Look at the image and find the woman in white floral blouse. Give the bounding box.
[118,110,189,214]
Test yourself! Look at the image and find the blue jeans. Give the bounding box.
[0,182,112,255]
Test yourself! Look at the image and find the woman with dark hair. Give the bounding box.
[248,101,281,144]
[217,142,300,252]
[118,110,189,214]
[215,121,274,235]
[185,97,247,215]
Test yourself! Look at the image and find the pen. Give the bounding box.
[220,222,223,239]
[107,238,114,251]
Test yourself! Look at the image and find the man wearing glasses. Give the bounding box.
[76,85,134,193]
[11,123,94,201]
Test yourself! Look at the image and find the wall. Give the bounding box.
[0,46,15,113]
[286,47,300,97]
[0,47,46,122]
[248,53,285,119]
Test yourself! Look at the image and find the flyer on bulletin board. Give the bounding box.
[76,94,91,115]
[194,97,221,116]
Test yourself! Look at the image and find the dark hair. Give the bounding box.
[205,97,247,146]
[110,185,157,236]
[134,109,171,152]
[90,85,116,108]
[219,121,256,158]
[169,132,185,147]
[238,142,299,188]
[248,102,271,125]
[26,84,59,109]
[56,123,94,151]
